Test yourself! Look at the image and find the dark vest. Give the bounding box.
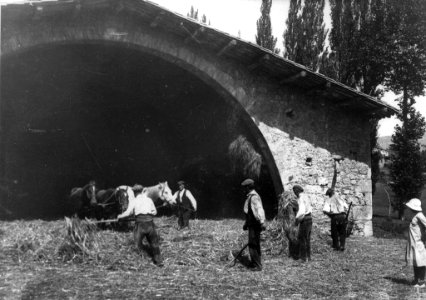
[178,190,192,209]
[245,195,260,228]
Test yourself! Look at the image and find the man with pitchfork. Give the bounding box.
[241,178,266,272]
[117,185,164,267]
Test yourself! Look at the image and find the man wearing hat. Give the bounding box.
[294,185,313,262]
[117,185,163,267]
[241,178,266,271]
[405,198,426,288]
[173,180,197,230]
[323,188,349,251]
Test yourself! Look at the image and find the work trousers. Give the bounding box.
[178,208,192,229]
[414,266,426,284]
[134,219,163,265]
[298,215,312,261]
[330,213,347,250]
[248,226,262,269]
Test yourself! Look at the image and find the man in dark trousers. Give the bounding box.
[294,185,313,262]
[173,180,197,230]
[323,188,349,251]
[242,178,266,271]
[117,185,163,267]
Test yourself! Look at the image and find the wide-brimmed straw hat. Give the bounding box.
[405,198,422,212]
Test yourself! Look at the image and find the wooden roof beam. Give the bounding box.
[248,54,270,71]
[184,27,206,44]
[280,70,307,84]
[217,40,237,57]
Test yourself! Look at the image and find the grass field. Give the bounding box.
[0,216,425,299]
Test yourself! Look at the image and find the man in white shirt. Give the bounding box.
[172,181,197,230]
[294,185,312,262]
[242,178,266,271]
[117,185,163,267]
[323,188,349,251]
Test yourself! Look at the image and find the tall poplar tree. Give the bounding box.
[283,0,328,72]
[255,0,280,54]
[187,6,210,25]
[386,0,426,218]
[327,0,395,194]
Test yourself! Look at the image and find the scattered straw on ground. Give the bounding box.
[0,216,423,299]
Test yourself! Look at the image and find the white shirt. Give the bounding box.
[172,189,197,211]
[295,193,312,221]
[243,190,266,224]
[323,194,348,215]
[118,193,157,219]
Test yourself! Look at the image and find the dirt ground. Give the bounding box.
[0,216,425,300]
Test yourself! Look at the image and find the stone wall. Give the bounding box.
[247,79,373,236]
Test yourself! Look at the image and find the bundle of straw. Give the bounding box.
[228,135,262,180]
[275,191,299,257]
[58,217,103,261]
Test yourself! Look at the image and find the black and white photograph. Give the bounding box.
[0,0,425,299]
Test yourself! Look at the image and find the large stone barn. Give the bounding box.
[0,0,396,235]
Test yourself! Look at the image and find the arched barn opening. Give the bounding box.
[0,42,279,220]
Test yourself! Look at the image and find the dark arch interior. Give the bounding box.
[0,43,277,220]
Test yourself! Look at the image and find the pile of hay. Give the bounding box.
[57,217,104,262]
[228,135,262,180]
[271,190,300,256]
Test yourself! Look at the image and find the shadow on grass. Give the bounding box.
[231,252,252,268]
[384,276,412,285]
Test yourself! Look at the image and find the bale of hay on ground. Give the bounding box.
[58,217,104,261]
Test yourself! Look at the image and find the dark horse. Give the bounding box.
[94,182,174,229]
[68,181,97,218]
[95,186,130,221]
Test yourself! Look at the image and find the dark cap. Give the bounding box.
[292,185,304,194]
[241,179,255,187]
[325,188,334,197]
[132,184,144,192]
[177,180,185,186]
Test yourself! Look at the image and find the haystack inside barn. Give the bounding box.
[0,0,396,235]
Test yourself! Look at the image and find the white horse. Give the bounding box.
[116,181,174,210]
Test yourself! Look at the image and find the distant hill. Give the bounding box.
[378,135,426,150]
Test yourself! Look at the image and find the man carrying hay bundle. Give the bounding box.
[276,190,300,259]
[323,188,349,251]
[294,185,313,262]
[117,185,164,267]
[241,178,266,271]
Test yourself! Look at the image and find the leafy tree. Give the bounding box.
[327,0,396,196]
[327,0,391,94]
[386,0,426,218]
[283,0,301,61]
[283,0,328,72]
[389,103,426,218]
[421,148,426,174]
[255,0,280,54]
[187,6,199,20]
[187,6,210,25]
